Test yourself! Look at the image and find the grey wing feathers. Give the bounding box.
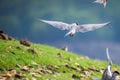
[76,22,110,33]
[38,19,71,30]
[101,68,108,80]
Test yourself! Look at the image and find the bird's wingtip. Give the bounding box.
[92,1,96,3]
[105,21,111,25]
[106,48,112,65]
[37,18,43,21]
[64,34,68,37]
[36,18,46,22]
[106,48,109,53]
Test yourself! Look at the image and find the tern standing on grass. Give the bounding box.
[102,48,112,80]
[38,19,110,37]
[102,48,120,80]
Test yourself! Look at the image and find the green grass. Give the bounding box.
[0,40,120,80]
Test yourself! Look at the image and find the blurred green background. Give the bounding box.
[0,0,120,64]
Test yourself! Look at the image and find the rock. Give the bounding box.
[20,66,29,71]
[8,69,17,76]
[57,53,62,58]
[0,29,3,33]
[83,70,89,75]
[88,66,99,72]
[27,48,36,54]
[2,72,12,78]
[0,29,15,40]
[41,69,53,74]
[8,36,15,40]
[15,72,25,79]
[16,46,23,50]
[0,33,9,40]
[0,35,2,39]
[20,40,31,47]
[72,74,80,79]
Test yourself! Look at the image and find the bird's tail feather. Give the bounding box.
[64,32,70,37]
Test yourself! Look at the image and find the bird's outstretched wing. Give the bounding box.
[38,19,71,30]
[93,0,107,8]
[106,48,112,66]
[76,22,110,33]
[93,0,103,4]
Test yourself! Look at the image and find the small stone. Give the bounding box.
[41,69,53,74]
[2,72,12,78]
[57,53,62,58]
[72,74,80,79]
[83,70,89,75]
[20,40,31,47]
[8,36,15,40]
[27,48,36,54]
[20,66,29,71]
[16,46,23,50]
[15,72,25,79]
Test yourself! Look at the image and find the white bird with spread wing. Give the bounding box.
[38,19,110,37]
[93,0,107,8]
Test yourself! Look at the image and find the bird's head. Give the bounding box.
[113,71,120,75]
[70,23,78,30]
[71,23,78,26]
[75,23,78,25]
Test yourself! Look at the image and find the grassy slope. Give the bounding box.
[0,40,120,80]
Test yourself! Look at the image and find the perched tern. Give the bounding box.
[38,19,110,37]
[94,48,120,80]
[102,48,112,80]
[93,0,107,8]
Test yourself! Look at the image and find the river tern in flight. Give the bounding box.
[38,19,110,37]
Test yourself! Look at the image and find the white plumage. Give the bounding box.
[93,0,107,8]
[39,19,110,37]
[102,48,112,80]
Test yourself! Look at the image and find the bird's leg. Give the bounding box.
[69,33,74,37]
